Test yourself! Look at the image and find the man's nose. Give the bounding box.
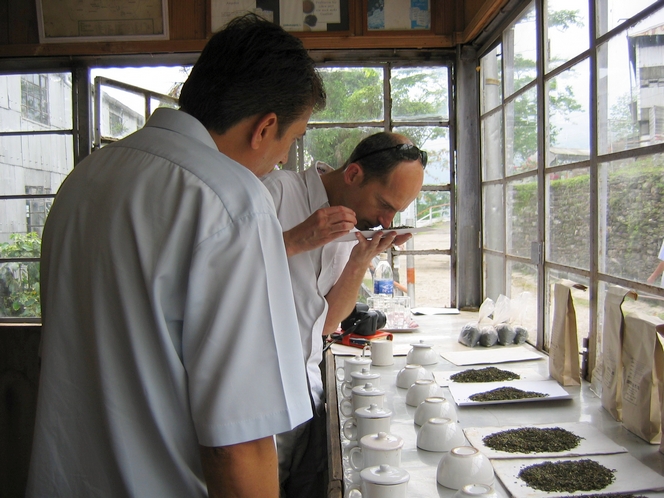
[379,214,395,229]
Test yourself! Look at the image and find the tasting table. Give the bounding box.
[324,311,664,498]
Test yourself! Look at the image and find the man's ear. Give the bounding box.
[344,162,364,186]
[250,112,279,150]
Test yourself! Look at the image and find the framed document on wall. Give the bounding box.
[36,0,169,43]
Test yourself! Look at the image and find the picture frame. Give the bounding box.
[36,0,169,43]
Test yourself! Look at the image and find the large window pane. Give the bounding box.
[507,176,537,258]
[506,86,538,175]
[481,110,504,181]
[392,67,448,122]
[98,85,146,141]
[481,45,503,114]
[596,0,660,38]
[597,9,664,154]
[412,191,450,234]
[546,168,590,270]
[546,0,589,73]
[311,67,384,123]
[483,184,504,252]
[0,73,72,132]
[508,260,538,341]
[302,126,375,170]
[0,135,73,196]
[547,58,590,166]
[402,254,451,308]
[504,2,537,98]
[598,154,664,283]
[0,200,43,319]
[394,126,449,184]
[484,252,505,301]
[0,259,40,319]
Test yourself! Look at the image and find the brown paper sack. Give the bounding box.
[658,323,664,453]
[600,285,634,421]
[549,283,581,386]
[622,313,664,444]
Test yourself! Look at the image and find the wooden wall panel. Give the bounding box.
[169,0,207,41]
[0,1,506,58]
[6,0,38,45]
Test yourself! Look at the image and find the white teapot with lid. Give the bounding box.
[347,464,410,498]
[406,339,438,365]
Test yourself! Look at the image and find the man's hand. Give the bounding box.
[200,437,279,498]
[283,206,357,257]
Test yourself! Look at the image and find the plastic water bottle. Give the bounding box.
[373,254,394,296]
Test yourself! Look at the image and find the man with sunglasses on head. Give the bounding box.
[262,131,426,498]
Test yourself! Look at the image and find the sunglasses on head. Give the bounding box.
[353,143,428,168]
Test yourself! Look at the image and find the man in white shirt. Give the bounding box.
[27,14,325,498]
[262,131,426,497]
[647,238,664,287]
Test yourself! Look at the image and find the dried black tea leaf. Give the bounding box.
[479,326,498,347]
[518,459,615,493]
[458,323,481,347]
[482,427,582,453]
[450,366,520,383]
[514,325,529,344]
[496,323,516,345]
[469,386,548,402]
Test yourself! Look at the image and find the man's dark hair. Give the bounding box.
[179,14,326,136]
[343,132,408,185]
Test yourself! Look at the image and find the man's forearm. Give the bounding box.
[200,436,279,498]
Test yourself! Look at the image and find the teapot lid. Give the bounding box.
[360,464,410,485]
[351,368,380,380]
[352,383,385,396]
[410,339,433,348]
[355,403,392,419]
[360,431,404,451]
[346,355,371,365]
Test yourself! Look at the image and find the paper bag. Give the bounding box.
[549,283,581,386]
[622,313,664,444]
[658,323,664,453]
[600,285,634,421]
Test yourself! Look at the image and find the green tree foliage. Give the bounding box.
[0,232,41,317]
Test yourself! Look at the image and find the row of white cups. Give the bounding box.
[336,339,499,498]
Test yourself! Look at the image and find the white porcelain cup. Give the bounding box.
[453,483,499,498]
[337,354,372,382]
[414,396,458,426]
[405,378,442,407]
[340,383,385,417]
[371,339,394,366]
[349,432,404,471]
[416,417,466,452]
[406,340,438,365]
[437,446,495,490]
[341,368,381,397]
[343,403,392,442]
[395,364,430,389]
[347,464,410,498]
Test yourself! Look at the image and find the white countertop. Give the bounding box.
[333,311,664,497]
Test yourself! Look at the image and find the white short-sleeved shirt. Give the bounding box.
[27,108,311,498]
[263,167,354,407]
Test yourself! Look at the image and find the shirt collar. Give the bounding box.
[303,164,331,213]
[144,108,218,151]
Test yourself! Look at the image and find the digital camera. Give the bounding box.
[340,303,387,337]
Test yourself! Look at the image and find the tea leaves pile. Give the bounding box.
[451,366,520,383]
[482,427,582,453]
[469,386,548,402]
[518,459,615,492]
